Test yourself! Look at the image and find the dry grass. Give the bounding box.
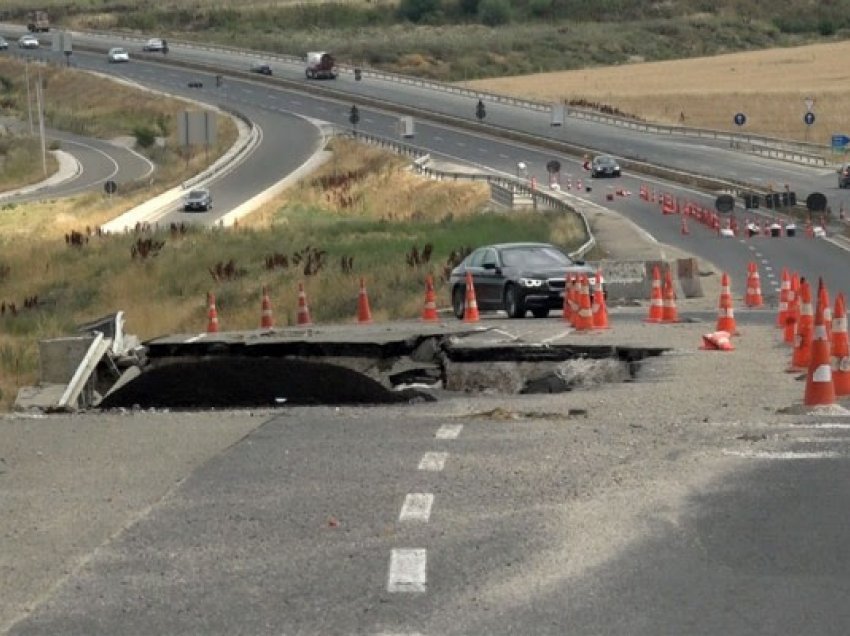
[463,39,850,145]
[239,138,490,228]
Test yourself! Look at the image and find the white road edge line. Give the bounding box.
[399,493,434,522]
[723,450,844,459]
[418,452,448,471]
[387,549,427,593]
[436,424,463,439]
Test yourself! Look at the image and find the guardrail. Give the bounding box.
[63,26,830,166]
[344,129,596,258]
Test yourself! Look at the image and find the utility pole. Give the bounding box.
[35,71,47,176]
[24,61,34,136]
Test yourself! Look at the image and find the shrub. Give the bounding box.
[478,0,512,25]
[397,0,441,23]
[133,125,157,149]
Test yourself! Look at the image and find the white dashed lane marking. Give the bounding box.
[387,549,427,593]
[418,452,448,471]
[399,493,434,522]
[436,424,463,439]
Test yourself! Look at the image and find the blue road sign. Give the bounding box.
[804,112,816,126]
[733,112,746,126]
[832,134,850,148]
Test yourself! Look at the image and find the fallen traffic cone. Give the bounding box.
[592,269,610,329]
[776,268,790,328]
[259,285,274,328]
[463,271,480,323]
[645,265,664,323]
[804,298,836,406]
[421,274,439,322]
[661,269,678,323]
[716,272,738,335]
[357,277,373,324]
[296,282,312,326]
[700,330,734,351]
[789,279,813,371]
[744,262,764,308]
[832,294,850,396]
[573,274,594,331]
[206,291,219,333]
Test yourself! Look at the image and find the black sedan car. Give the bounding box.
[449,242,598,319]
[590,154,621,178]
[183,188,213,212]
[250,63,273,76]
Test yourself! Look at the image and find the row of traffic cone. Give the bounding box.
[205,283,318,332]
[645,266,679,323]
[562,271,609,330]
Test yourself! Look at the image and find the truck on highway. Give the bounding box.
[305,51,337,80]
[399,116,415,139]
[27,10,50,32]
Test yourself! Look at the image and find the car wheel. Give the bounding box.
[452,285,465,320]
[531,308,550,319]
[504,284,526,318]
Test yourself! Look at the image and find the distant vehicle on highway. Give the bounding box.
[0,36,8,51]
[142,37,167,52]
[449,242,598,319]
[838,163,850,188]
[17,35,40,49]
[590,155,621,178]
[249,62,273,76]
[107,47,130,63]
[305,51,337,79]
[183,188,213,212]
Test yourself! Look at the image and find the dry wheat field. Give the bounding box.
[465,39,850,146]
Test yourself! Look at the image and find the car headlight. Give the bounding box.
[519,278,544,288]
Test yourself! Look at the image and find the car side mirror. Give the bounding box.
[573,259,585,266]
[482,263,496,270]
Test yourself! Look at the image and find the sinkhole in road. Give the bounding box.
[97,340,668,409]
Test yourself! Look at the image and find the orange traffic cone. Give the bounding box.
[357,277,373,324]
[296,282,312,326]
[716,272,738,335]
[744,263,764,308]
[700,330,734,351]
[574,274,594,331]
[421,274,439,322]
[661,269,678,323]
[592,269,610,329]
[804,298,836,406]
[789,279,813,371]
[645,265,664,323]
[562,274,574,325]
[206,291,219,333]
[776,268,790,328]
[259,285,274,328]
[832,294,850,396]
[784,274,800,345]
[463,271,480,323]
[818,278,832,342]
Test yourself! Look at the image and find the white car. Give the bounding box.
[142,38,166,52]
[17,35,39,49]
[108,47,130,63]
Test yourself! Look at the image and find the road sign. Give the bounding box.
[733,113,746,126]
[104,180,117,195]
[546,160,560,174]
[804,112,816,126]
[806,192,827,212]
[832,134,850,149]
[715,194,735,213]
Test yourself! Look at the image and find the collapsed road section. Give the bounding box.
[99,320,665,409]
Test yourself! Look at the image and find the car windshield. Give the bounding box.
[188,190,207,199]
[500,246,571,268]
[595,156,617,166]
